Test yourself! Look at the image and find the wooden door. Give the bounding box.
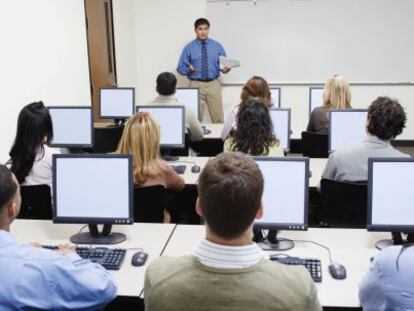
[84,0,117,122]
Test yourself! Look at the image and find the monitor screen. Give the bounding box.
[136,106,185,148]
[53,154,133,224]
[48,107,93,148]
[269,108,290,151]
[99,87,135,119]
[309,87,324,116]
[329,109,368,152]
[254,157,309,230]
[176,88,200,120]
[368,158,414,232]
[270,87,281,108]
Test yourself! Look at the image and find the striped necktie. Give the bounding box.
[201,40,208,79]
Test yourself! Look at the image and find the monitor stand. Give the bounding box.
[254,230,295,251]
[70,224,126,245]
[375,232,414,250]
[160,148,179,162]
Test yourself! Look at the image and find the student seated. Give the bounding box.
[307,75,352,134]
[221,75,273,140]
[116,112,185,222]
[321,97,408,182]
[144,152,321,311]
[223,98,284,156]
[0,165,116,310]
[8,101,61,191]
[147,72,203,142]
[359,244,414,310]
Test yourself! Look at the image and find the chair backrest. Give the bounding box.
[133,186,167,223]
[320,179,367,228]
[92,126,124,153]
[19,185,52,220]
[301,131,329,158]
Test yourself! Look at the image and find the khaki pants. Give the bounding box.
[190,79,224,123]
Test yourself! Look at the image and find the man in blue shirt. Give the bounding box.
[0,165,117,310]
[177,18,230,123]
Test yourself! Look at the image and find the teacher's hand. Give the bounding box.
[189,63,196,73]
[222,66,231,74]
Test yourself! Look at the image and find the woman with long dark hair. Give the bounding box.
[8,101,59,189]
[224,98,284,156]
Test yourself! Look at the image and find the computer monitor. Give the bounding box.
[48,106,93,148]
[270,87,281,108]
[99,87,135,124]
[329,109,368,152]
[368,158,414,249]
[136,106,185,149]
[53,154,133,244]
[176,87,201,120]
[309,86,324,116]
[269,108,291,152]
[253,157,309,250]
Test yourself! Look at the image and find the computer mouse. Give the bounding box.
[191,165,201,173]
[131,251,148,267]
[328,263,347,280]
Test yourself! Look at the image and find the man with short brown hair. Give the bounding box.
[144,152,322,311]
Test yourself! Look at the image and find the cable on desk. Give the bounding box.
[292,239,333,264]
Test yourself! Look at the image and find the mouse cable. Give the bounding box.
[291,239,333,264]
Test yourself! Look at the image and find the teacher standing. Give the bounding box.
[177,18,230,123]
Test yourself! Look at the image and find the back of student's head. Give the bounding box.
[323,75,352,109]
[240,76,272,108]
[0,165,18,213]
[198,152,263,240]
[156,72,177,96]
[232,98,278,155]
[9,101,53,184]
[367,97,406,140]
[116,112,162,184]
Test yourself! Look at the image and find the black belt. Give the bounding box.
[192,78,216,82]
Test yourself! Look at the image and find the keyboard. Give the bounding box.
[171,165,186,174]
[42,245,126,270]
[270,255,322,282]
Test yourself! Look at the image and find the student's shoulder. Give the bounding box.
[260,259,313,283]
[147,256,194,283]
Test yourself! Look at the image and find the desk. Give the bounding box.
[172,157,210,185]
[309,158,327,188]
[10,220,175,297]
[202,123,223,140]
[162,224,389,308]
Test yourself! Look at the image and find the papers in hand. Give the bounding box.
[220,56,240,69]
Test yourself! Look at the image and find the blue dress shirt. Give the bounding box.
[177,38,226,80]
[359,245,414,310]
[0,230,117,310]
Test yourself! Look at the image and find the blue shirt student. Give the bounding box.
[177,38,227,81]
[0,230,117,310]
[359,245,414,310]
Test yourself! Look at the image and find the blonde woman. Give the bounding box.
[307,75,352,134]
[116,112,184,222]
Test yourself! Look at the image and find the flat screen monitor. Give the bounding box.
[368,158,414,249]
[176,87,201,120]
[136,106,185,149]
[309,87,324,116]
[254,157,309,250]
[329,109,368,152]
[99,87,135,120]
[269,108,291,152]
[53,154,133,244]
[48,106,93,148]
[270,87,281,108]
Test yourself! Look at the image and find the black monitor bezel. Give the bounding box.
[253,157,309,231]
[136,105,186,149]
[176,87,201,121]
[269,108,291,152]
[99,87,135,120]
[328,109,368,152]
[52,154,134,225]
[269,86,282,108]
[367,157,414,232]
[308,86,324,117]
[47,106,94,148]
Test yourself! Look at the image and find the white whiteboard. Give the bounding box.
[208,0,414,83]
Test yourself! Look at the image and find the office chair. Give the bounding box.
[92,126,124,153]
[320,179,367,228]
[301,131,329,158]
[133,186,167,223]
[19,185,52,220]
